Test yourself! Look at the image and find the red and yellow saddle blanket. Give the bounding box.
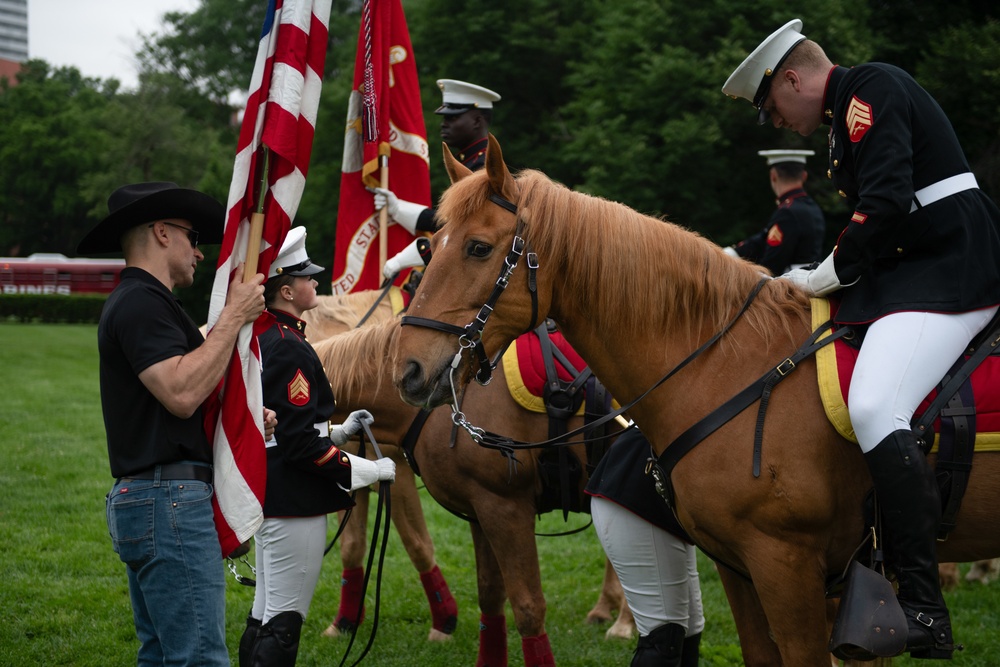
[812,298,1000,450]
[502,328,589,415]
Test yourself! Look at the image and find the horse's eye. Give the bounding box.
[468,241,493,258]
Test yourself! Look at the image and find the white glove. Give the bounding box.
[722,246,740,258]
[329,409,374,446]
[344,452,396,490]
[782,252,844,296]
[373,187,427,235]
[383,238,430,279]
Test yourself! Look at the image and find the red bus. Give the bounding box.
[0,253,126,296]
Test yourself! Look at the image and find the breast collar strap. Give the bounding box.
[401,192,538,385]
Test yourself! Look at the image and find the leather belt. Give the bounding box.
[122,462,213,483]
[910,173,979,213]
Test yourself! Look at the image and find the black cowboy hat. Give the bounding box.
[76,181,225,254]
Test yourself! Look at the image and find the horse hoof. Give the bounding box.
[321,623,342,639]
[604,620,635,640]
[427,628,454,642]
[585,609,613,625]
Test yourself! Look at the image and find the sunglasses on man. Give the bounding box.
[150,221,199,248]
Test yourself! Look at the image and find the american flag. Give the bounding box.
[204,0,333,557]
[330,0,430,294]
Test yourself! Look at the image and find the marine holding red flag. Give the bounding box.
[331,0,431,295]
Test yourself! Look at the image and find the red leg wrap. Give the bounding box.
[476,613,508,667]
[419,565,458,634]
[334,567,365,631]
[521,633,556,666]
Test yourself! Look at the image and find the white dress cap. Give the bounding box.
[722,19,807,122]
[757,149,816,166]
[435,79,501,114]
[268,226,324,278]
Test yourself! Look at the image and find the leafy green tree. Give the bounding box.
[0,61,117,256]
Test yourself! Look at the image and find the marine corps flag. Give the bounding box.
[331,0,430,295]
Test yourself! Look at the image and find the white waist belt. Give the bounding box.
[910,172,979,213]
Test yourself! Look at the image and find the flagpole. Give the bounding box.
[378,153,389,273]
[243,147,272,281]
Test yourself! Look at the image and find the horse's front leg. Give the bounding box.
[475,498,555,666]
[471,520,510,667]
[322,491,370,638]
[716,564,783,666]
[388,459,457,640]
[742,543,834,666]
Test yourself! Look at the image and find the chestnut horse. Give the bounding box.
[300,290,460,641]
[311,315,634,666]
[390,135,1000,666]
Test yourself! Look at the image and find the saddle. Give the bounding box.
[502,319,615,518]
[812,297,1000,540]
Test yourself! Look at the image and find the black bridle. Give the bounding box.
[400,193,538,386]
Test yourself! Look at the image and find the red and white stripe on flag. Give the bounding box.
[204,0,332,558]
[330,0,430,295]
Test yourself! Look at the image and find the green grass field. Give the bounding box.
[1,323,997,666]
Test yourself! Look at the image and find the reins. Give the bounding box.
[453,276,771,455]
[336,421,392,667]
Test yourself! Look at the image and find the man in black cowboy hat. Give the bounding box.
[80,182,268,666]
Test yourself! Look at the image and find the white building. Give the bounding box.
[0,0,28,62]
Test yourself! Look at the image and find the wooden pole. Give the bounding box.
[243,147,271,281]
[378,153,389,274]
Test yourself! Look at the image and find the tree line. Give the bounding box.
[2,0,998,321]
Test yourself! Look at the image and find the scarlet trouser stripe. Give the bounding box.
[205,0,332,557]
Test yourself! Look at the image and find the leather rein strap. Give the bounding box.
[461,278,771,454]
[650,319,852,508]
[400,193,538,386]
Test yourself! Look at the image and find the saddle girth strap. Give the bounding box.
[653,320,852,508]
[536,320,587,519]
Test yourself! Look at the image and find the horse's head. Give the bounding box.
[393,134,552,408]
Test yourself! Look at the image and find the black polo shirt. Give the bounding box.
[98,267,211,477]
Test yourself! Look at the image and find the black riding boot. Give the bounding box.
[246,611,303,667]
[239,615,262,666]
[680,631,701,667]
[865,430,955,659]
[631,623,685,667]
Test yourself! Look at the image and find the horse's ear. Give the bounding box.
[485,133,517,202]
[443,142,472,184]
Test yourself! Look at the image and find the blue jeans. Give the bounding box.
[107,472,229,666]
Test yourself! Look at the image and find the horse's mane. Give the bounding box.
[311,316,400,403]
[438,168,811,349]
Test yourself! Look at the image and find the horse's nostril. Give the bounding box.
[400,360,424,395]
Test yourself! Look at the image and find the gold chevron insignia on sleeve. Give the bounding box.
[846,95,874,143]
[766,224,784,246]
[287,370,311,406]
